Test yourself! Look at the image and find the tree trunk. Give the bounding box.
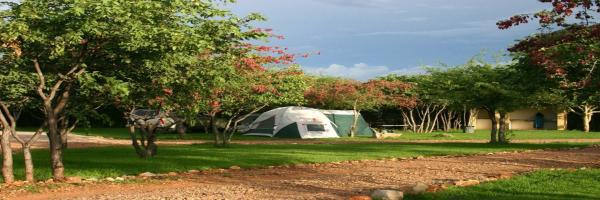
[23,145,35,182]
[582,105,594,133]
[441,111,454,132]
[175,120,186,139]
[418,105,431,133]
[498,112,509,144]
[128,123,158,158]
[222,117,235,146]
[8,120,45,183]
[129,125,146,157]
[46,111,65,181]
[210,115,223,146]
[1,129,14,184]
[428,106,446,133]
[350,100,359,137]
[144,127,157,157]
[401,109,418,133]
[33,60,85,181]
[487,110,498,144]
[351,110,360,138]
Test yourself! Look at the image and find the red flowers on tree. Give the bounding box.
[499,0,600,132]
[305,77,416,137]
[497,0,600,29]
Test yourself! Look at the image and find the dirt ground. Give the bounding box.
[3,146,599,200]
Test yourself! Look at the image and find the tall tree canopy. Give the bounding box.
[0,0,265,180]
[305,77,415,137]
[499,0,600,132]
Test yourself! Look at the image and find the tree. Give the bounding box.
[499,0,600,132]
[408,59,525,143]
[184,41,308,147]
[0,67,47,183]
[305,77,415,137]
[0,0,259,179]
[457,60,527,143]
[394,74,454,133]
[0,68,27,184]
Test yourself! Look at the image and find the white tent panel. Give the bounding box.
[245,106,339,139]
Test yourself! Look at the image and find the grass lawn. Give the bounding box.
[0,142,595,182]
[406,169,600,200]
[17,127,273,141]
[388,130,600,141]
[23,127,600,141]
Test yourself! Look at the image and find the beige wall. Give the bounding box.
[475,109,559,130]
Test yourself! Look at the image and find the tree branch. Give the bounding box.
[53,84,71,115]
[33,59,48,100]
[47,66,80,101]
[0,103,15,129]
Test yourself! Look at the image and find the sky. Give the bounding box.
[229,0,550,80]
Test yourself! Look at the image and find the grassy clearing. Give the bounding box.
[0,142,594,182]
[388,130,600,141]
[24,127,600,141]
[17,127,273,141]
[406,169,600,200]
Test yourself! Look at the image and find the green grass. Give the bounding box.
[17,127,600,142]
[0,142,594,182]
[388,130,600,141]
[16,127,275,141]
[407,169,600,200]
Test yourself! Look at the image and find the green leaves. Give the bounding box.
[0,0,270,125]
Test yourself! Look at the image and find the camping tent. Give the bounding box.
[244,107,340,139]
[320,110,374,137]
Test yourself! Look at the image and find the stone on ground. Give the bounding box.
[65,176,82,184]
[229,166,242,170]
[138,172,156,177]
[454,179,480,187]
[371,190,404,200]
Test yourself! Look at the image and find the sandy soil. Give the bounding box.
[3,146,599,200]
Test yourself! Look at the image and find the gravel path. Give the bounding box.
[6,146,600,200]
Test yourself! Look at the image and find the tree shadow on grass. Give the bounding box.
[0,142,594,182]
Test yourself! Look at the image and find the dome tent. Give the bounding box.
[320,110,374,137]
[244,107,339,139]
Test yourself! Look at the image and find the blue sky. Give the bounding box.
[229,0,549,80]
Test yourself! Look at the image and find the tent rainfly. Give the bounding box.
[244,107,339,139]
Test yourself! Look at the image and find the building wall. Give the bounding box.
[475,109,560,130]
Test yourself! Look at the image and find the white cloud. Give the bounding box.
[302,63,425,81]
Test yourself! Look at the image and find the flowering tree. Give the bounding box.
[498,0,600,132]
[305,77,415,137]
[164,31,311,147]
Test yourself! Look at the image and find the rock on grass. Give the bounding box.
[371,190,403,200]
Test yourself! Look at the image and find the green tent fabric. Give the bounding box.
[322,110,374,137]
[275,123,302,138]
